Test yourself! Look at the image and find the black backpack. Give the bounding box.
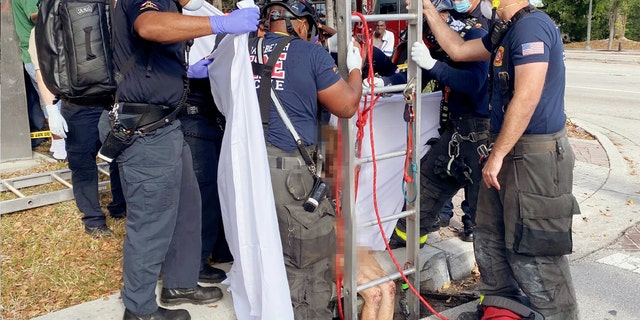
[35,0,116,107]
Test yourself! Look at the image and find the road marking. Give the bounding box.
[566,85,640,95]
[597,253,640,273]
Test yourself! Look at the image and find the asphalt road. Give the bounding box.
[565,51,640,320]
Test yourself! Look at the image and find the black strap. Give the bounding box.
[253,36,295,124]
[251,35,318,174]
[488,5,538,112]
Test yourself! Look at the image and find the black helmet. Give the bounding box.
[261,0,319,38]
[431,0,454,12]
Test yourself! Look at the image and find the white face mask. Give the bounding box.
[480,0,493,19]
[182,0,203,11]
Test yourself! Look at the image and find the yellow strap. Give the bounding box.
[30,130,52,139]
[397,63,408,71]
[394,227,428,244]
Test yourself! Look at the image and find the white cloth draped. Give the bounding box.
[204,1,295,319]
[354,93,441,250]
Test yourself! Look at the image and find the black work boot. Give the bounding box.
[160,285,223,306]
[198,264,227,284]
[461,220,474,242]
[388,228,407,249]
[123,307,190,320]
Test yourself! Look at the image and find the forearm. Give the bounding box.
[35,70,56,106]
[135,12,212,44]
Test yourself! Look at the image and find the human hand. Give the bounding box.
[209,7,259,35]
[346,41,363,73]
[188,57,214,79]
[46,104,68,138]
[363,77,384,89]
[411,41,437,70]
[482,154,503,190]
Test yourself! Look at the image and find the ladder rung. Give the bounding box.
[2,180,26,198]
[351,13,419,23]
[362,84,407,95]
[357,267,416,292]
[356,150,407,165]
[51,172,73,188]
[359,208,416,228]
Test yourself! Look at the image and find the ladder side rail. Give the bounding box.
[0,189,75,215]
[405,0,423,317]
[0,170,72,190]
[336,1,359,319]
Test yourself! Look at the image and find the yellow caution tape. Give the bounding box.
[30,131,52,139]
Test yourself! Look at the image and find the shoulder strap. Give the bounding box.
[253,36,318,175]
[255,36,295,124]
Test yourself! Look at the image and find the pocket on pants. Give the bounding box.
[514,192,580,256]
[283,201,336,269]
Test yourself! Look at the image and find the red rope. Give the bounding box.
[337,10,449,320]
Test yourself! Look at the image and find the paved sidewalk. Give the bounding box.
[30,121,627,320]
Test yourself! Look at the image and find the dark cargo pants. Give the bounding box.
[118,121,202,315]
[62,104,125,227]
[267,144,335,320]
[396,116,489,237]
[474,129,580,320]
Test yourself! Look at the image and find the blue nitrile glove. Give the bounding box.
[209,7,259,35]
[188,57,214,79]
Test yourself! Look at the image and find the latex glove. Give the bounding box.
[209,7,259,35]
[46,104,68,138]
[188,57,214,79]
[411,41,437,70]
[362,77,385,89]
[346,41,363,73]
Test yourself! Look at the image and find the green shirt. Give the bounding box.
[11,0,39,64]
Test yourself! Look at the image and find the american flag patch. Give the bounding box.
[522,42,544,56]
[139,1,158,11]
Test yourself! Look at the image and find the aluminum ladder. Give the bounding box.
[0,162,111,215]
[335,1,425,319]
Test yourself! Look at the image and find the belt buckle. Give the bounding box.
[186,105,199,115]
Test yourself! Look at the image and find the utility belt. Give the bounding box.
[450,116,490,143]
[178,102,224,121]
[117,102,176,132]
[268,155,304,170]
[477,128,567,160]
[507,128,567,159]
[266,144,317,171]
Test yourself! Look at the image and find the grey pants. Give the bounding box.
[475,129,580,319]
[267,144,335,320]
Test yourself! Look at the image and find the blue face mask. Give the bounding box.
[454,0,472,13]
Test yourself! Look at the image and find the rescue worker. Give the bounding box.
[250,0,364,318]
[411,0,580,318]
[390,0,489,247]
[181,39,230,284]
[111,0,259,318]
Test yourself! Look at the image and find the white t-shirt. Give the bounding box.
[373,30,395,57]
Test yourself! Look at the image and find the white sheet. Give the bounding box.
[207,1,294,319]
[354,93,441,250]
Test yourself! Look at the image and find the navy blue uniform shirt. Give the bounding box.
[429,24,489,118]
[112,0,185,107]
[483,10,566,134]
